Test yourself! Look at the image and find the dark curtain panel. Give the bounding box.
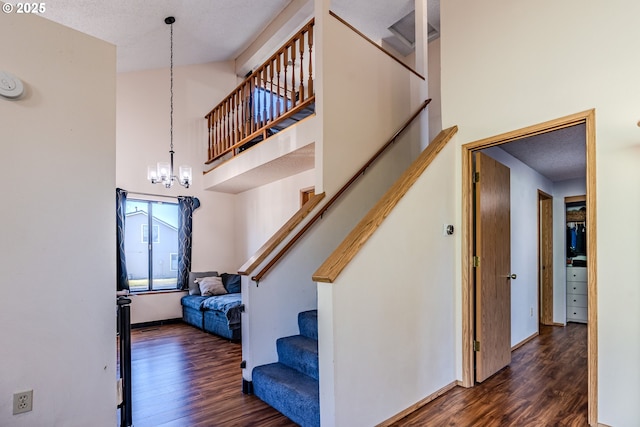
[177,196,201,290]
[116,188,129,291]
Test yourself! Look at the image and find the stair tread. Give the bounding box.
[253,363,319,427]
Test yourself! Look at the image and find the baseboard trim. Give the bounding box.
[376,381,457,427]
[242,379,253,395]
[131,318,183,329]
[511,331,539,352]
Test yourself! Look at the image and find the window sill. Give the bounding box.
[130,289,187,296]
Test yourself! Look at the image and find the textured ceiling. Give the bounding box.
[499,123,586,182]
[40,0,441,73]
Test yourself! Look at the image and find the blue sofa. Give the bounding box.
[181,271,242,341]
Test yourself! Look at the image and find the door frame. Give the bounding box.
[461,109,597,425]
[538,190,554,326]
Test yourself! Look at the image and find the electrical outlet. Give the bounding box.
[13,390,33,415]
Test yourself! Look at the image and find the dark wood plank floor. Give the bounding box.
[119,323,296,427]
[119,322,586,426]
[391,323,588,426]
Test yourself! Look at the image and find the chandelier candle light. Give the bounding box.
[147,16,192,189]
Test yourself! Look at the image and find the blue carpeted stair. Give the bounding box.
[252,310,319,427]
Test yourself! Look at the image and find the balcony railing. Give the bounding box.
[205,19,315,164]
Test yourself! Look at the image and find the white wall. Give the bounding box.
[235,170,315,263]
[552,178,586,324]
[117,62,239,322]
[441,1,640,425]
[320,12,426,194]
[427,37,442,141]
[241,4,428,382]
[318,139,457,427]
[482,147,554,346]
[0,10,116,426]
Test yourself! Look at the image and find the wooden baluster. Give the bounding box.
[283,48,289,113]
[240,83,245,140]
[252,75,257,133]
[217,108,221,158]
[262,67,268,127]
[213,110,218,158]
[224,101,229,154]
[229,95,234,149]
[276,53,282,117]
[269,60,275,123]
[211,108,218,158]
[299,34,305,103]
[254,72,259,128]
[207,113,214,161]
[307,24,314,98]
[220,104,225,155]
[290,41,297,108]
[235,90,240,145]
[246,78,251,135]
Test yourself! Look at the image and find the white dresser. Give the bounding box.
[566,266,587,323]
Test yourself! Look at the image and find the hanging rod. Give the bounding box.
[125,190,179,200]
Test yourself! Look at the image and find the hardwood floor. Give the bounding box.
[119,323,296,427]
[391,323,588,426]
[120,322,586,426]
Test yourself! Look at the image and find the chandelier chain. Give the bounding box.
[147,16,191,189]
[169,20,174,152]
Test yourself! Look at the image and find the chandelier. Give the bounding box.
[147,16,192,188]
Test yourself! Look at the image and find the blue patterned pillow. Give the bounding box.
[221,273,241,294]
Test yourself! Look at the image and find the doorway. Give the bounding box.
[461,110,597,424]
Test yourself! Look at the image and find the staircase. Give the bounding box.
[252,310,320,427]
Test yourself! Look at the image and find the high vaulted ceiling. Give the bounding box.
[38,0,584,182]
[40,0,440,73]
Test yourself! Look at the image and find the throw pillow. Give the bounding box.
[221,273,241,294]
[188,271,218,295]
[196,276,227,297]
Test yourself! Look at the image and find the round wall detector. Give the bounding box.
[0,70,24,99]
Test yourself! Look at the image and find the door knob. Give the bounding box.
[506,273,517,280]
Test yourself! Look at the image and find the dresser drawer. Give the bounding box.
[567,294,588,308]
[568,281,587,295]
[567,306,588,323]
[567,267,587,282]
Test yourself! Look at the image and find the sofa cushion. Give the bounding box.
[180,295,209,311]
[196,276,227,297]
[221,273,241,294]
[188,271,218,295]
[201,293,243,326]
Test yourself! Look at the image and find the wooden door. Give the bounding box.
[474,152,511,383]
[539,192,554,325]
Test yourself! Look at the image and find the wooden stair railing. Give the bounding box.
[312,125,458,283]
[205,19,315,164]
[241,99,431,283]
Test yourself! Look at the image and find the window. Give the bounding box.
[141,224,159,243]
[124,199,179,292]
